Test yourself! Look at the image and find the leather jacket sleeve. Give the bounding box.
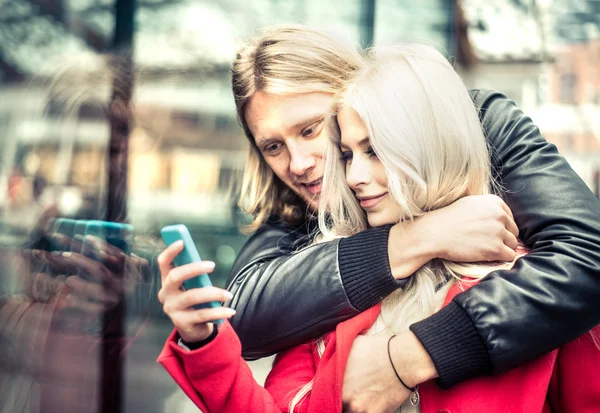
[227,89,600,389]
[226,220,403,359]
[411,89,600,387]
[225,222,349,359]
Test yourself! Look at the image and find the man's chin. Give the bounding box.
[301,193,320,213]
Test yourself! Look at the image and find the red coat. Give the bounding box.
[158,282,600,413]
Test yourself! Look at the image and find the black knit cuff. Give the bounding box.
[410,301,492,388]
[338,224,409,311]
[179,325,219,351]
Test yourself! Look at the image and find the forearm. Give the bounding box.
[387,219,437,280]
[228,224,411,358]
[388,331,438,388]
[228,240,364,358]
[158,323,292,413]
[410,90,600,388]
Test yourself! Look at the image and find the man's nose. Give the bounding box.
[289,146,316,177]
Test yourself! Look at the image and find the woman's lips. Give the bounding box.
[358,193,387,209]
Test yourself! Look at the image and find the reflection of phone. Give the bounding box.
[50,218,77,251]
[161,224,222,323]
[84,220,135,255]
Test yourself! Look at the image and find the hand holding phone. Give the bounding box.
[161,224,224,324]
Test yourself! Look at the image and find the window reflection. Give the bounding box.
[0,1,598,412]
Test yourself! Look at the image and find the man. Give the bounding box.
[224,25,600,411]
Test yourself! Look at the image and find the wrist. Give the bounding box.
[389,331,438,387]
[388,220,436,279]
[178,323,214,344]
[412,213,444,261]
[178,324,218,351]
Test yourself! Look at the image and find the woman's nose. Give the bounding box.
[346,157,370,190]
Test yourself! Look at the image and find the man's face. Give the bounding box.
[245,91,333,211]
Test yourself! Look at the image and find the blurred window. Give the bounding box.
[560,73,577,104]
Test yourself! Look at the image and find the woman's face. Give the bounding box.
[337,106,402,227]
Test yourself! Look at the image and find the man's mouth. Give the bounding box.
[301,178,323,195]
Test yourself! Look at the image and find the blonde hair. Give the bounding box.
[289,44,501,411]
[231,24,363,232]
[322,43,498,332]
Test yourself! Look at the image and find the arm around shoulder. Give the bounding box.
[411,90,600,387]
[226,221,406,358]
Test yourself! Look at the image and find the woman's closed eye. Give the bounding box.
[340,151,353,163]
[366,146,378,158]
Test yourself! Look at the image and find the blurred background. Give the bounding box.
[0,0,598,412]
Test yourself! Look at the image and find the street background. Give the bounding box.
[0,1,598,412]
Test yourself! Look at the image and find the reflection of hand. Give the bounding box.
[26,233,150,336]
[157,242,235,343]
[21,204,59,251]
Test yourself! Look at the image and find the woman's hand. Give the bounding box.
[157,241,235,343]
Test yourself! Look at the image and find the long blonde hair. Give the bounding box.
[321,44,499,331]
[290,44,499,411]
[231,24,363,232]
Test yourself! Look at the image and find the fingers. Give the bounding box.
[505,215,519,239]
[158,264,219,305]
[174,306,236,343]
[65,275,119,307]
[498,244,517,262]
[82,234,125,257]
[175,287,232,311]
[31,272,63,302]
[492,196,519,238]
[65,292,107,314]
[186,306,236,325]
[157,241,184,282]
[503,229,519,251]
[27,249,80,274]
[55,251,115,285]
[167,261,216,288]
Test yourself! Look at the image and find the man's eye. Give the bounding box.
[263,142,283,154]
[301,128,314,138]
[302,121,323,138]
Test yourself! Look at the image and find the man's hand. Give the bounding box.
[388,194,519,279]
[426,195,519,263]
[342,332,436,413]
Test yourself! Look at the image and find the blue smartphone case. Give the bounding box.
[161,224,222,321]
[50,218,77,252]
[84,220,135,255]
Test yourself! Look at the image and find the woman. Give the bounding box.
[157,45,600,412]
[224,26,600,403]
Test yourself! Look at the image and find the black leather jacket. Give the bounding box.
[225,90,600,388]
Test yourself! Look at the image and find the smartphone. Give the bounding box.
[84,220,135,255]
[161,224,222,323]
[49,218,77,252]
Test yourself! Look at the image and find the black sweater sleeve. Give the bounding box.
[226,221,404,359]
[410,90,600,387]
